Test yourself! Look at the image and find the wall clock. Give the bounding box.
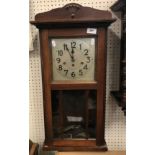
[31,3,115,151]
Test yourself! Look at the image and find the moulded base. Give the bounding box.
[43,141,108,152]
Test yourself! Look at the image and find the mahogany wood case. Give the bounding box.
[30,3,115,151]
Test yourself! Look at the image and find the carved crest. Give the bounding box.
[64,3,82,18]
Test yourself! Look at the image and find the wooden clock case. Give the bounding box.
[31,3,115,151]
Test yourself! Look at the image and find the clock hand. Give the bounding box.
[66,47,75,62]
[67,48,72,57]
[66,47,73,59]
[71,48,75,62]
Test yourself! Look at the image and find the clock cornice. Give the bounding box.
[30,3,116,28]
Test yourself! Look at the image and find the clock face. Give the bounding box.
[51,38,96,81]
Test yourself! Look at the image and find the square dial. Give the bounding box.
[51,38,96,81]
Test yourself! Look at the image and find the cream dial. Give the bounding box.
[51,38,96,81]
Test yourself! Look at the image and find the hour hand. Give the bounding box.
[71,48,75,62]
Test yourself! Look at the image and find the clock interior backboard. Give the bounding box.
[52,90,97,140]
[29,0,126,151]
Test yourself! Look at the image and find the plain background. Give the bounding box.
[0,0,155,155]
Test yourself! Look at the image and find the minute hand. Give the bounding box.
[66,48,75,62]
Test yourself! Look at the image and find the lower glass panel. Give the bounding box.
[52,90,96,140]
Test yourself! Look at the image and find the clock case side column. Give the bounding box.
[96,28,107,148]
[39,29,53,144]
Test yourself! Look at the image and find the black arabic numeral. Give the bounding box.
[83,64,88,70]
[71,72,76,77]
[58,65,63,71]
[58,50,63,56]
[86,56,90,63]
[56,58,61,63]
[64,70,68,75]
[79,69,83,76]
[84,49,89,55]
[79,44,82,50]
[71,42,76,48]
[64,44,68,51]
